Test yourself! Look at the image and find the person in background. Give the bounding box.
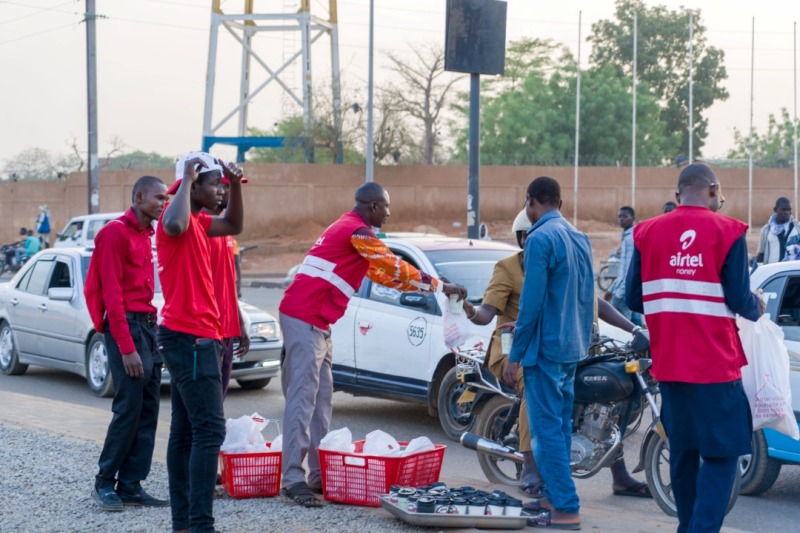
[36,204,51,247]
[15,229,41,265]
[663,201,677,214]
[157,151,244,533]
[278,182,467,507]
[627,163,763,532]
[503,177,593,529]
[604,206,643,326]
[4,227,26,266]
[85,176,170,512]
[756,197,797,264]
[204,176,250,398]
[464,210,651,501]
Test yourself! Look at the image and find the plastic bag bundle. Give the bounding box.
[443,298,472,349]
[737,315,800,440]
[363,429,402,457]
[319,427,356,452]
[221,413,270,453]
[269,434,283,452]
[402,436,435,456]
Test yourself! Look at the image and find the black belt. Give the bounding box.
[125,311,156,323]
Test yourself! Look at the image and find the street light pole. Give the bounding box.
[85,0,99,213]
[365,0,374,182]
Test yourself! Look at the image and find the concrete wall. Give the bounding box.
[1,164,795,244]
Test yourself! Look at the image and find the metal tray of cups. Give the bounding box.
[378,495,528,529]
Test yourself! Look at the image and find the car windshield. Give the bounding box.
[424,249,517,303]
[80,254,162,293]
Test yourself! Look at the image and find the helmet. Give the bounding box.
[511,209,531,234]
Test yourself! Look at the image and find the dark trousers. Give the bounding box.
[158,326,225,533]
[96,319,161,493]
[220,337,234,398]
[661,381,752,533]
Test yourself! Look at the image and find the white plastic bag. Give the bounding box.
[221,413,269,453]
[402,436,435,456]
[737,315,800,440]
[319,427,355,452]
[269,434,283,452]
[443,298,472,349]
[363,429,402,456]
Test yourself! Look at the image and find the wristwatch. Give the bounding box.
[631,325,643,336]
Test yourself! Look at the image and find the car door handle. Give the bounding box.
[10,298,19,306]
[38,303,48,312]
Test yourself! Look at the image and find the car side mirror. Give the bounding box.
[48,287,74,301]
[399,293,428,308]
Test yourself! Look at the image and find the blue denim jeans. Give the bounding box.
[523,358,580,515]
[158,326,225,533]
[96,319,161,493]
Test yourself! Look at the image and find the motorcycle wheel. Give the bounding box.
[474,394,521,486]
[644,433,742,518]
[436,366,477,442]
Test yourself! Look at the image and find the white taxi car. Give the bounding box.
[740,261,800,495]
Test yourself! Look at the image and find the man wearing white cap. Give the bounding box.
[36,204,51,247]
[156,151,245,533]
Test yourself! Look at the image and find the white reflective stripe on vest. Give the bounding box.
[643,297,735,318]
[642,279,724,298]
[297,256,355,298]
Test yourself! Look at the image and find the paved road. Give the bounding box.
[2,281,799,531]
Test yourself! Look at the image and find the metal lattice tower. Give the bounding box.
[202,0,342,163]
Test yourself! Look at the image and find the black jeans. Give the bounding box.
[158,326,225,533]
[96,319,161,493]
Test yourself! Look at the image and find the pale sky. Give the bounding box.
[2,0,800,168]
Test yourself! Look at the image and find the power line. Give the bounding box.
[0,21,75,45]
[0,0,75,26]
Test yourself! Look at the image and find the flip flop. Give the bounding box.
[527,511,581,530]
[521,498,549,515]
[612,481,652,498]
[519,481,545,498]
[281,481,324,508]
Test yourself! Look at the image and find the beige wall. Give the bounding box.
[1,164,796,244]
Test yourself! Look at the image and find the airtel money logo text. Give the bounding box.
[670,229,703,275]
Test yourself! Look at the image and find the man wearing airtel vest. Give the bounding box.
[626,163,764,533]
[278,182,467,507]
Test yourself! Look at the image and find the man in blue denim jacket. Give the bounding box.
[503,176,594,530]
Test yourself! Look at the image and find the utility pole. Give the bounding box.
[85,0,99,214]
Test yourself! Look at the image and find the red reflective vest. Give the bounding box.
[279,211,371,329]
[634,206,748,383]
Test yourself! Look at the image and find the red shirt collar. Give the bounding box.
[123,207,155,237]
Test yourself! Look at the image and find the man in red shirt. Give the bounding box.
[205,177,250,397]
[156,151,244,533]
[84,175,169,512]
[278,182,467,507]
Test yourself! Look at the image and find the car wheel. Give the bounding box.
[236,378,271,390]
[0,323,28,376]
[86,333,114,398]
[740,429,782,496]
[437,366,477,442]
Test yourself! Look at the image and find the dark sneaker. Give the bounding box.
[117,487,170,507]
[92,486,124,512]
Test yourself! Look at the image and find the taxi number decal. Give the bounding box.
[407,317,427,346]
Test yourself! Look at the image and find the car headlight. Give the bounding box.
[249,321,280,341]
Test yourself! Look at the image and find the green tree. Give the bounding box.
[1,147,80,180]
[451,38,674,166]
[727,108,798,168]
[589,0,728,157]
[106,150,175,170]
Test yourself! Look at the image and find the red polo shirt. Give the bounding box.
[84,208,157,355]
[156,207,222,339]
[209,234,240,339]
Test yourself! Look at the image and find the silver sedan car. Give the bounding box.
[0,248,282,397]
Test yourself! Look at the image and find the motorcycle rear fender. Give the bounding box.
[632,420,665,474]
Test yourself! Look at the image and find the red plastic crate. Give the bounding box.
[219,446,281,499]
[319,440,446,507]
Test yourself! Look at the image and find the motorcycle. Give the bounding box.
[459,337,741,518]
[0,244,27,275]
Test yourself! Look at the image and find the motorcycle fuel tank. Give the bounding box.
[574,361,634,403]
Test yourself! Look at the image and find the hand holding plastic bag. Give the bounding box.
[443,296,472,349]
[737,315,799,440]
[319,427,355,452]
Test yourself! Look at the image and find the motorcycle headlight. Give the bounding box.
[249,321,279,341]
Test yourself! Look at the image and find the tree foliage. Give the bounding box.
[383,43,464,164]
[451,38,674,166]
[1,148,80,181]
[727,108,799,168]
[589,0,728,156]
